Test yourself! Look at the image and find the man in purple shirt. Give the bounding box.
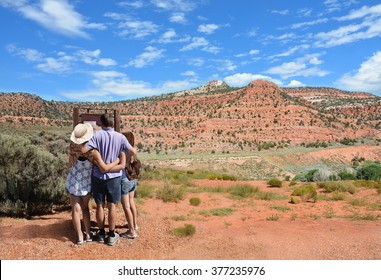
[83,114,136,246]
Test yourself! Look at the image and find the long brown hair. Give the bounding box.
[123,131,135,147]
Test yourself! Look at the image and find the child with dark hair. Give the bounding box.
[120,132,141,239]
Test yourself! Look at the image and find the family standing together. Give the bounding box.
[66,113,141,246]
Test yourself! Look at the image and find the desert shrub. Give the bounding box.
[331,191,346,201]
[189,197,201,206]
[317,181,356,194]
[313,169,338,182]
[206,172,237,181]
[209,208,234,216]
[338,170,356,180]
[291,185,318,202]
[267,178,282,188]
[256,191,287,200]
[172,224,196,237]
[0,134,68,217]
[135,183,155,199]
[289,181,297,186]
[293,169,318,182]
[156,182,185,202]
[290,196,300,204]
[356,162,381,181]
[228,184,259,198]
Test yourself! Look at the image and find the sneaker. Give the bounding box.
[97,232,105,243]
[107,232,120,246]
[134,225,139,231]
[121,232,137,239]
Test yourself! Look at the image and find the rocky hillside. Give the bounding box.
[1,80,381,152]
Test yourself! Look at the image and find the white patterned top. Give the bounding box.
[66,159,92,196]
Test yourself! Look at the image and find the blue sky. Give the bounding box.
[1,0,381,102]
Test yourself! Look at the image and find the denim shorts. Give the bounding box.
[91,176,121,204]
[121,178,137,195]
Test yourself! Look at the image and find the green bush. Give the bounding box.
[172,224,196,237]
[228,184,259,198]
[156,183,185,202]
[290,196,300,204]
[267,178,282,188]
[338,171,356,180]
[291,185,317,202]
[0,134,68,217]
[317,181,356,194]
[356,162,381,181]
[189,197,201,206]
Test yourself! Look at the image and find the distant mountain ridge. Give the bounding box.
[1,80,381,152]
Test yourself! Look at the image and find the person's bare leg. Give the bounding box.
[129,191,138,230]
[96,203,105,230]
[121,194,135,235]
[107,202,117,232]
[70,195,83,243]
[80,195,92,241]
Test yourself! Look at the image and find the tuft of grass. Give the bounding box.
[290,196,300,204]
[266,214,280,221]
[209,208,234,216]
[291,185,318,202]
[136,183,156,199]
[349,198,368,207]
[346,213,379,221]
[228,184,259,199]
[317,181,356,194]
[189,197,201,206]
[156,183,185,202]
[199,210,211,217]
[256,191,288,200]
[331,191,346,201]
[169,215,188,221]
[267,177,282,188]
[172,224,196,237]
[269,205,291,212]
[207,172,237,181]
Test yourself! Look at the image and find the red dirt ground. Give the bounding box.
[1,180,381,260]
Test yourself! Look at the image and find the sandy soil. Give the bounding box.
[1,180,381,260]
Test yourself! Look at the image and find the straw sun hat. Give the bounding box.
[70,123,94,145]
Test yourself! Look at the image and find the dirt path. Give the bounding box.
[1,180,381,260]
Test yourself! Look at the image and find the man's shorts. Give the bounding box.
[91,176,121,204]
[121,178,137,195]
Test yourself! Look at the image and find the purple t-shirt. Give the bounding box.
[86,128,132,180]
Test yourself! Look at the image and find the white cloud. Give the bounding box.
[181,70,196,77]
[198,23,219,34]
[76,49,116,66]
[271,9,289,15]
[156,28,190,43]
[336,51,381,94]
[169,13,187,24]
[290,18,328,29]
[151,0,196,12]
[7,44,73,73]
[337,3,381,21]
[127,46,165,68]
[105,13,159,39]
[286,80,306,87]
[61,70,198,101]
[315,4,381,48]
[117,1,144,9]
[224,73,283,87]
[265,54,329,79]
[188,58,205,67]
[180,37,220,53]
[0,0,105,38]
